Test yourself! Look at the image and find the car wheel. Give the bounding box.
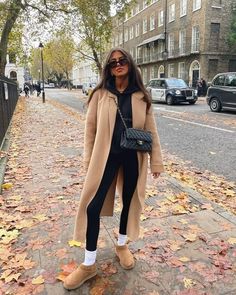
[189,100,197,105]
[209,97,222,112]
[166,95,174,105]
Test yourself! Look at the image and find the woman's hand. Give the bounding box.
[152,172,160,179]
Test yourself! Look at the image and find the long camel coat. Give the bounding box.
[74,88,164,242]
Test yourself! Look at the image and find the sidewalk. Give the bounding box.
[0,95,236,295]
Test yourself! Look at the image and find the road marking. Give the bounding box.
[162,115,235,133]
[153,107,182,114]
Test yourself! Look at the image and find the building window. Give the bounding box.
[168,33,175,57]
[124,28,128,42]
[150,66,155,79]
[178,62,185,79]
[209,23,220,50]
[193,0,201,11]
[192,26,200,52]
[142,67,148,84]
[135,23,140,37]
[143,18,148,33]
[150,14,155,30]
[208,59,218,80]
[179,29,186,55]
[137,47,142,59]
[129,26,134,39]
[168,3,175,22]
[168,64,175,77]
[180,0,187,17]
[158,10,164,27]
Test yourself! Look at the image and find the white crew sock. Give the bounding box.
[83,249,97,266]
[117,233,127,246]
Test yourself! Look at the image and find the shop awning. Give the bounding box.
[137,34,165,47]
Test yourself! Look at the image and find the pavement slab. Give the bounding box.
[0,96,236,295]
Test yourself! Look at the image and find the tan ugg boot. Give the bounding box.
[115,245,135,270]
[63,263,97,290]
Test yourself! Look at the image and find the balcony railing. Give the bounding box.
[135,40,200,65]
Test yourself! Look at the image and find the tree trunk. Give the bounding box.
[0,0,22,75]
[92,49,102,76]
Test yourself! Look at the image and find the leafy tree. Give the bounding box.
[71,0,133,74]
[30,32,76,88]
[0,0,73,75]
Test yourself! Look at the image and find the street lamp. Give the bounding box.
[39,42,45,103]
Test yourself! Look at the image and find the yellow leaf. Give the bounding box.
[209,151,216,155]
[68,240,82,247]
[228,237,236,245]
[182,233,197,242]
[179,257,190,262]
[179,219,188,225]
[225,190,235,197]
[1,183,13,190]
[5,273,21,283]
[32,275,44,285]
[140,214,148,221]
[183,277,196,288]
[34,214,48,222]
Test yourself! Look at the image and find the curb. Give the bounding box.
[0,128,11,194]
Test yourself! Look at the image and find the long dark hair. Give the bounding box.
[88,47,151,110]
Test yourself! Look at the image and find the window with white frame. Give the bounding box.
[158,10,164,27]
[137,47,142,59]
[168,3,175,22]
[143,18,148,33]
[180,0,187,17]
[142,67,148,84]
[179,29,186,55]
[168,64,175,77]
[135,23,140,37]
[124,28,128,42]
[150,14,155,30]
[192,25,200,51]
[150,66,155,79]
[129,26,134,39]
[178,62,185,79]
[143,46,148,62]
[193,0,201,11]
[168,33,175,56]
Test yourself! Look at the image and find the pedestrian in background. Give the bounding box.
[23,84,30,98]
[201,78,207,96]
[63,48,164,290]
[197,79,203,96]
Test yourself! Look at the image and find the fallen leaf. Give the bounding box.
[68,240,82,247]
[32,275,44,285]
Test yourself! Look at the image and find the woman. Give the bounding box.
[63,48,164,290]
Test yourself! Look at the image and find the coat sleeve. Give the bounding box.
[83,91,99,169]
[144,106,164,173]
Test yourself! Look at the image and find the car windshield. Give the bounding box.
[166,79,187,88]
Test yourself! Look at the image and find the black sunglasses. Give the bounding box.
[108,57,129,68]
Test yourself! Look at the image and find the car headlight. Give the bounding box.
[194,89,198,95]
[175,90,181,95]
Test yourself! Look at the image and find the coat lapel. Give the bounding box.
[107,91,117,140]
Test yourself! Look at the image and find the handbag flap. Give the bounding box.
[125,128,152,142]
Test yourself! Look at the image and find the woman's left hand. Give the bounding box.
[152,172,160,179]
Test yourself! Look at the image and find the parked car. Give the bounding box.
[146,78,198,105]
[82,82,97,95]
[206,72,236,112]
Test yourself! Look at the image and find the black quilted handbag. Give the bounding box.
[113,98,152,152]
[120,128,152,152]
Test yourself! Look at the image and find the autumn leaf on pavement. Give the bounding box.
[68,240,82,247]
[183,277,196,288]
[182,233,197,242]
[228,237,236,245]
[100,261,117,276]
[32,275,44,285]
[1,183,13,190]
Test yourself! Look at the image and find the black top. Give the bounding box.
[106,78,139,154]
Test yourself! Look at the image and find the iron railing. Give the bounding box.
[0,76,18,148]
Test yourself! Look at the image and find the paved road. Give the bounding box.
[45,89,236,182]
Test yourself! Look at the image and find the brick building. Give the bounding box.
[112,0,236,86]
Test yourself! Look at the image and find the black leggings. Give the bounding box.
[86,150,139,251]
